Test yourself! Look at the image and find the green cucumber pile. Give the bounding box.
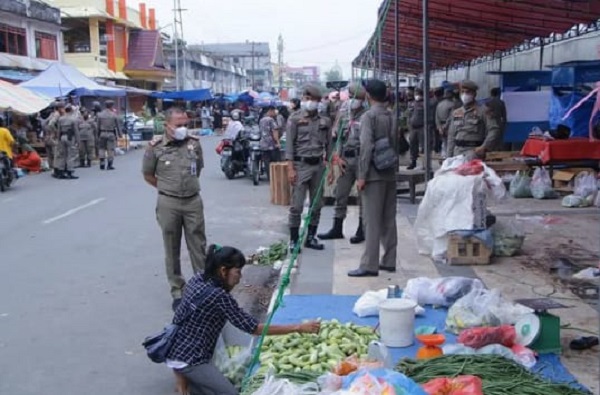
[240,371,321,395]
[396,355,592,395]
[257,319,378,375]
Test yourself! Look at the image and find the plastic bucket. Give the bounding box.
[378,298,417,348]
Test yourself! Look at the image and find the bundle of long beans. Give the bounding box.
[396,355,591,395]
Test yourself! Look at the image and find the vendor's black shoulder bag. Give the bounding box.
[142,290,209,364]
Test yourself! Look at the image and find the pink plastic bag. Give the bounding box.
[422,375,483,395]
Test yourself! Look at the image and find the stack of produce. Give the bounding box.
[257,320,378,375]
[248,241,288,265]
[396,355,591,395]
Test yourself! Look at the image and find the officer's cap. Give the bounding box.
[347,83,366,100]
[444,88,454,96]
[364,79,387,101]
[461,80,479,92]
[415,88,424,95]
[53,101,65,109]
[105,100,115,107]
[303,85,322,100]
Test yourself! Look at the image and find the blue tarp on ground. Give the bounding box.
[20,63,125,98]
[151,89,213,101]
[272,294,587,391]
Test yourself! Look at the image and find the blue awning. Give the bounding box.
[151,89,213,101]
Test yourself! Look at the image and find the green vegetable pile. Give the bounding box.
[219,346,249,389]
[396,355,592,395]
[249,241,288,265]
[240,371,321,395]
[226,345,244,358]
[257,319,378,375]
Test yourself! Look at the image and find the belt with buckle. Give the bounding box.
[343,149,358,158]
[455,140,483,148]
[159,191,198,199]
[293,156,321,165]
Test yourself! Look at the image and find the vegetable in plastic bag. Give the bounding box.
[509,171,532,198]
[457,325,516,349]
[212,336,252,389]
[403,277,485,307]
[342,369,427,395]
[530,167,557,199]
[491,220,525,257]
[446,288,532,334]
[422,375,483,395]
[250,374,320,395]
[574,171,598,199]
[561,194,587,208]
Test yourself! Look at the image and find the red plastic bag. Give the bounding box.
[457,325,516,349]
[422,375,483,395]
[454,160,484,176]
[215,140,226,155]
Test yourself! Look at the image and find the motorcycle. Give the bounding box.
[0,151,17,192]
[217,134,249,179]
[247,127,263,186]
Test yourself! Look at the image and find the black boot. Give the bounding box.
[57,170,67,179]
[51,169,60,178]
[79,159,85,168]
[99,159,105,170]
[86,159,91,168]
[107,159,115,170]
[350,218,365,244]
[65,171,79,180]
[407,160,417,170]
[317,218,344,240]
[305,226,324,250]
[289,227,301,254]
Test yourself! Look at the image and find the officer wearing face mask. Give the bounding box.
[142,107,206,312]
[318,82,367,244]
[286,85,333,253]
[447,80,500,160]
[96,100,122,170]
[407,88,425,170]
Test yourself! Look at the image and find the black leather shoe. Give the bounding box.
[305,236,324,250]
[172,298,182,312]
[379,265,396,273]
[347,269,378,277]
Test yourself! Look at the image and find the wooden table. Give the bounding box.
[396,170,431,204]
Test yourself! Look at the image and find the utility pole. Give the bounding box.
[277,34,284,94]
[251,41,255,90]
[173,0,187,90]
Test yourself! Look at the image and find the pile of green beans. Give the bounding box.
[396,355,591,395]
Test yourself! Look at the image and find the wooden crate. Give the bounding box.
[270,163,291,206]
[447,233,492,265]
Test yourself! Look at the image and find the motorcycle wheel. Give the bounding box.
[252,159,260,186]
[224,167,235,180]
[0,172,5,193]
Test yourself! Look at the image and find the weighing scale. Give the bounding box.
[514,298,569,354]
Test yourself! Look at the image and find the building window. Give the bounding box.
[63,21,91,53]
[0,23,27,56]
[35,32,58,60]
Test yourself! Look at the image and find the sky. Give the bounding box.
[150,0,382,79]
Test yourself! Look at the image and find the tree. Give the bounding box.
[324,68,343,82]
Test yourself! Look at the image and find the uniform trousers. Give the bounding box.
[359,180,397,272]
[333,156,362,220]
[156,193,207,299]
[288,161,325,228]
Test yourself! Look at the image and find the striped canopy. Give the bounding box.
[0,79,53,114]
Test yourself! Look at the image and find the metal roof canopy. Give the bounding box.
[354,0,600,74]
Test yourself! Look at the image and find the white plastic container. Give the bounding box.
[378,298,417,348]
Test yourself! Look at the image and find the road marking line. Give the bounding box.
[42,198,106,225]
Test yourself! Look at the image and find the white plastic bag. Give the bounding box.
[509,171,532,198]
[561,194,586,208]
[252,374,320,395]
[446,288,533,334]
[574,172,598,199]
[212,335,252,389]
[491,220,525,257]
[530,167,556,199]
[353,289,388,317]
[403,277,485,307]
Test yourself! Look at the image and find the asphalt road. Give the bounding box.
[0,136,288,395]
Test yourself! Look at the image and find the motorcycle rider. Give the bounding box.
[224,110,244,140]
[0,118,15,172]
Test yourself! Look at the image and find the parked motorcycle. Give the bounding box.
[247,127,263,186]
[217,134,249,179]
[0,151,16,192]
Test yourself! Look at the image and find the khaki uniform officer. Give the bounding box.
[348,79,399,278]
[286,85,332,253]
[78,111,96,167]
[97,100,122,170]
[318,82,367,244]
[54,105,80,180]
[447,80,500,160]
[43,101,63,171]
[142,107,206,312]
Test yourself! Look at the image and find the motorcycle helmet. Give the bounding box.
[231,110,242,121]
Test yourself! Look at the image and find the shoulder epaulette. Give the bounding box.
[149,135,163,147]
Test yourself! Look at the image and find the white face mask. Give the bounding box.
[173,126,188,140]
[461,93,474,105]
[350,99,363,110]
[301,100,319,112]
[415,95,422,101]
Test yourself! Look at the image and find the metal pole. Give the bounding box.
[422,0,431,181]
[251,42,255,89]
[378,36,382,79]
[173,0,179,91]
[395,0,399,123]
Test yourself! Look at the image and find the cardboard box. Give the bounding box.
[552,168,596,192]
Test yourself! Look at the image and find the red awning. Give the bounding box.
[354,0,600,74]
